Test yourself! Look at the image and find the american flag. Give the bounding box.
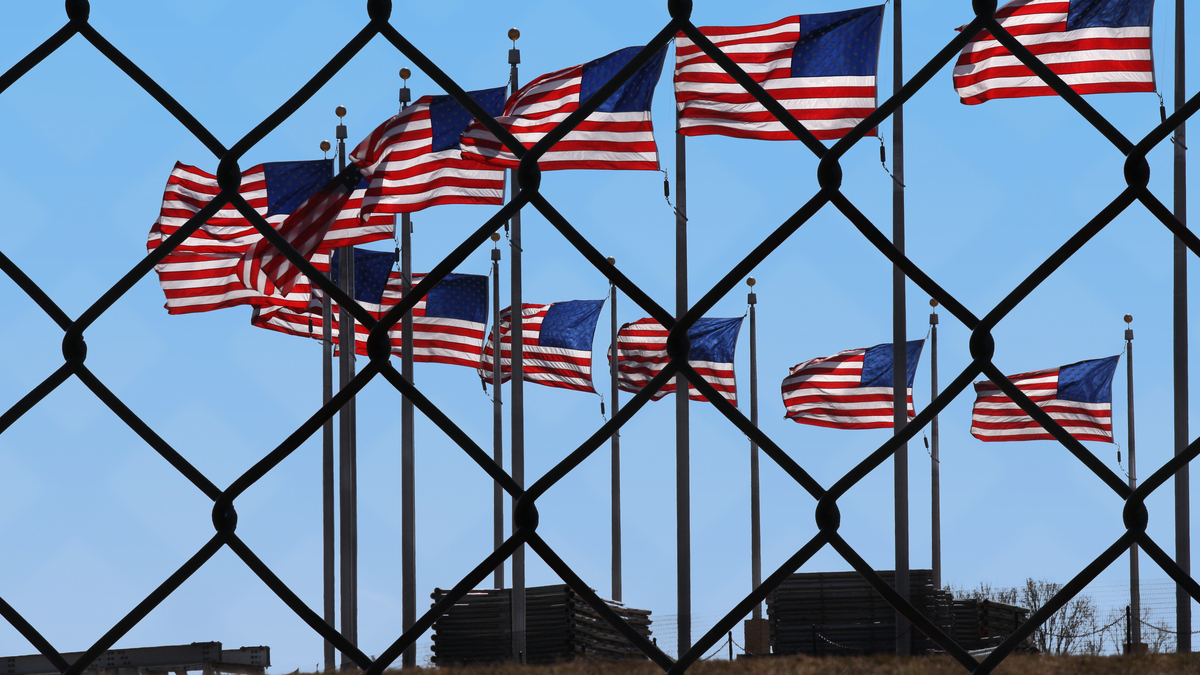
[781,341,923,429]
[674,6,885,141]
[953,0,1155,105]
[349,88,508,218]
[248,248,386,340]
[970,355,1119,442]
[239,163,367,296]
[148,161,391,314]
[611,317,743,406]
[480,300,606,392]
[460,45,669,171]
[332,270,489,369]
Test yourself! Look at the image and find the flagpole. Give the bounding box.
[1126,314,1141,651]
[1173,0,1191,652]
[334,105,359,668]
[747,277,761,621]
[320,138,336,672]
[492,232,505,590]
[609,256,622,603]
[675,104,692,659]
[397,69,416,670]
[929,299,940,591]
[676,105,696,658]
[890,0,910,657]
[507,28,526,663]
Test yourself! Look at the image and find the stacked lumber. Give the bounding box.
[430,584,652,664]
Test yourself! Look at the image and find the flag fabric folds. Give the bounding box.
[148,161,392,314]
[263,253,490,368]
[781,341,924,429]
[674,6,885,141]
[349,88,508,218]
[970,355,1119,442]
[238,163,366,296]
[952,0,1155,105]
[460,45,669,170]
[249,248,389,340]
[611,317,743,406]
[480,300,606,392]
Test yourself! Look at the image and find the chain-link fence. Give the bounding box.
[2,1,1200,674]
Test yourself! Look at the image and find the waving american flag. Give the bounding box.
[782,341,923,429]
[611,317,743,406]
[460,45,668,171]
[674,6,885,141]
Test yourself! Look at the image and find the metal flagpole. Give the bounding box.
[929,299,940,591]
[492,232,504,589]
[1126,314,1141,652]
[319,141,335,673]
[675,103,691,659]
[747,277,760,619]
[1173,0,1191,652]
[398,70,417,670]
[890,0,910,657]
[334,104,358,668]
[609,256,622,603]
[507,27,526,663]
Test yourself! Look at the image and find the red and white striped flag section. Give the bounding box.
[952,0,1155,105]
[674,6,885,141]
[253,258,490,370]
[147,161,391,314]
[610,317,743,406]
[479,300,606,393]
[460,45,669,170]
[238,164,366,296]
[348,88,508,219]
[970,355,1119,442]
[782,341,923,429]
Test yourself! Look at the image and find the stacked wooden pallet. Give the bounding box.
[430,584,652,664]
[766,570,953,655]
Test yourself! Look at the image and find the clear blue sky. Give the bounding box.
[1,0,1198,669]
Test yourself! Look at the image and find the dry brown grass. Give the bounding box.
[328,653,1200,675]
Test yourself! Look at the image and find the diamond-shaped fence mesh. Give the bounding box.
[2,1,1200,674]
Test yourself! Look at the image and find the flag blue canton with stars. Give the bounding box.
[330,247,393,306]
[793,5,885,78]
[261,160,333,217]
[425,274,488,323]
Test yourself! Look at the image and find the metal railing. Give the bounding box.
[1,2,1199,675]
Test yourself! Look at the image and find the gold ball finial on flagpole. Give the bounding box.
[491,232,501,242]
[400,67,411,81]
[607,257,616,265]
[320,140,331,153]
[508,28,520,42]
[335,105,347,118]
[930,298,938,308]
[747,277,756,287]
[1125,314,1134,324]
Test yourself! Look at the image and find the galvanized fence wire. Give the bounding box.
[1,1,1199,674]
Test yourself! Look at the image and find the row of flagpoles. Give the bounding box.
[143,0,1194,662]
